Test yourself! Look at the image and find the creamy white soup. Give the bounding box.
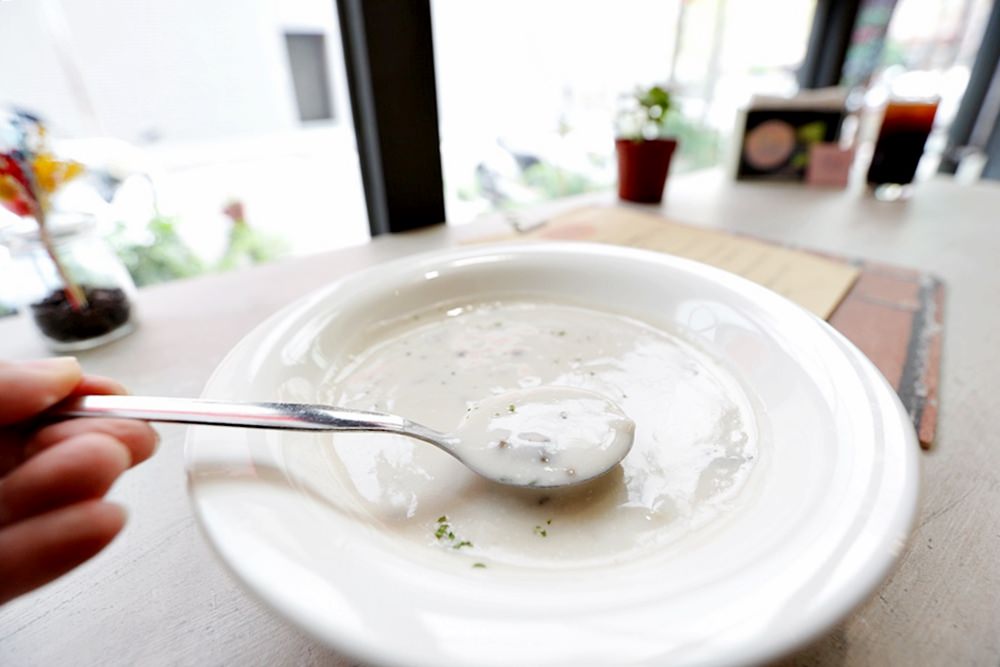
[451,385,636,487]
[318,299,760,569]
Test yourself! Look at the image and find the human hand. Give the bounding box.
[0,358,158,604]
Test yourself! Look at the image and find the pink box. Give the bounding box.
[806,143,855,188]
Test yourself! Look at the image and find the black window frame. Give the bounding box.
[337,0,445,236]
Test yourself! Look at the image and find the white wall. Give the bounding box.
[0,0,342,143]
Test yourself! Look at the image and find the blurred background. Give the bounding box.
[0,0,996,309]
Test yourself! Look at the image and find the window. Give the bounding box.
[849,0,995,175]
[0,0,368,288]
[285,33,336,122]
[431,0,818,223]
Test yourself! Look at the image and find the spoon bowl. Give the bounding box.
[452,387,636,487]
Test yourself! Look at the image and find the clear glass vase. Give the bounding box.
[1,213,137,351]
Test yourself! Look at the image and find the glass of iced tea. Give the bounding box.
[866,98,939,200]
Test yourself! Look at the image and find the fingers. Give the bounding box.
[0,358,82,426]
[25,418,158,465]
[0,500,125,605]
[73,374,128,397]
[0,361,142,477]
[0,361,140,605]
[0,433,131,526]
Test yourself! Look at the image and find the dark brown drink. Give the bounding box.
[866,100,939,187]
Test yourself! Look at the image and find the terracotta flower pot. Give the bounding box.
[615,137,678,203]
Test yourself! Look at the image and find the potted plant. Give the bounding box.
[0,110,135,350]
[615,85,679,203]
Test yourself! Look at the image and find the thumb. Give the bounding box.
[0,358,82,426]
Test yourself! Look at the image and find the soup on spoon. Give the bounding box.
[449,386,636,487]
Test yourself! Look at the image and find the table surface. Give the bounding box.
[2,169,998,666]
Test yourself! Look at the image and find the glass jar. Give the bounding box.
[0,213,137,351]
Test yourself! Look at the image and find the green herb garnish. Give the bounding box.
[472,562,486,568]
[434,516,473,550]
[534,525,548,538]
[507,404,516,413]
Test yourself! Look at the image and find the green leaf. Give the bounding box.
[796,121,826,144]
[638,85,671,112]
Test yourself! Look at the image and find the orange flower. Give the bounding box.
[32,153,84,194]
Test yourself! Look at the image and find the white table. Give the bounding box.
[2,169,999,666]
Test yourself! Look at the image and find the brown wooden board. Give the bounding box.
[828,261,944,448]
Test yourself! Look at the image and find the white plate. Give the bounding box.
[186,243,920,667]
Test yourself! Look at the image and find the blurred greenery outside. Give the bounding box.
[0,207,286,318]
[109,215,205,287]
[457,109,720,207]
[110,209,287,288]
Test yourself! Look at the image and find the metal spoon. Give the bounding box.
[49,389,635,488]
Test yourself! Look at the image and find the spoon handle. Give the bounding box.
[48,395,412,434]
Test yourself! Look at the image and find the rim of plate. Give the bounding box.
[185,241,921,667]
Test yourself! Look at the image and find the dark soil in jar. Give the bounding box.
[30,286,132,343]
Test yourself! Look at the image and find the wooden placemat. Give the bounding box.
[475,207,859,319]
[471,205,943,448]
